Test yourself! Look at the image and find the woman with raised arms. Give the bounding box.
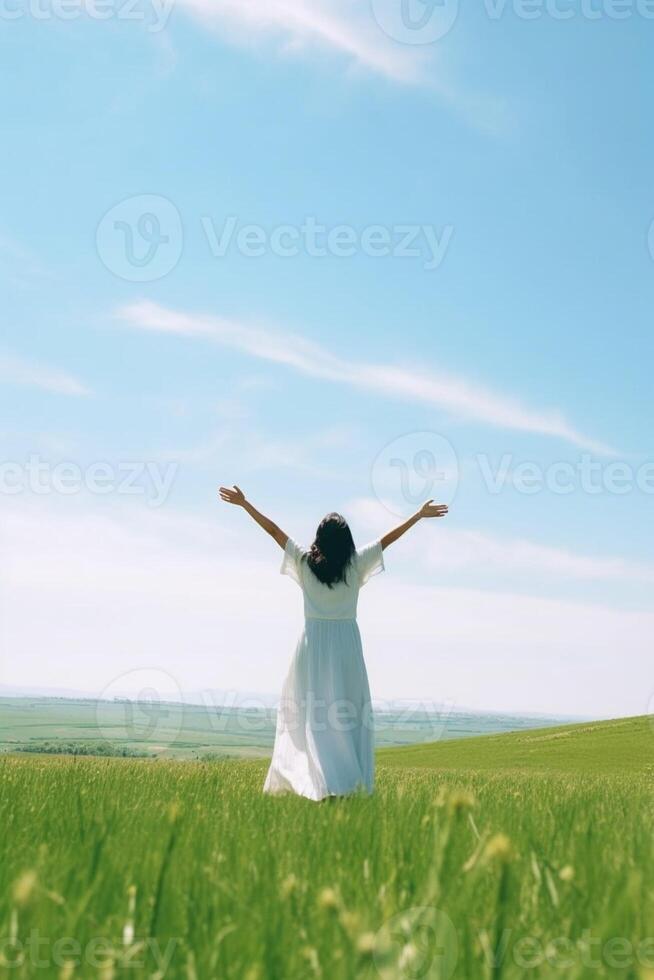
[219,486,448,801]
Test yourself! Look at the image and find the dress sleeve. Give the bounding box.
[355,540,385,586]
[280,537,305,586]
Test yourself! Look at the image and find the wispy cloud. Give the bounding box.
[116,300,614,454]
[176,0,424,84]
[442,531,654,584]
[155,423,357,484]
[173,0,508,130]
[349,496,654,586]
[439,531,654,584]
[0,352,91,397]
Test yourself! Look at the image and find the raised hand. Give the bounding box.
[380,500,449,551]
[219,485,246,507]
[420,500,449,519]
[218,486,288,549]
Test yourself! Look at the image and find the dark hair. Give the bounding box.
[305,513,356,588]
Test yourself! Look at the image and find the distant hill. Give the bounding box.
[0,694,575,759]
[378,715,653,775]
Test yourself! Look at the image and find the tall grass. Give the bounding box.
[1,756,652,978]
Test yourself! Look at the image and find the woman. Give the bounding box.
[219,485,448,801]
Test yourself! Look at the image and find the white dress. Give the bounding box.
[263,537,385,801]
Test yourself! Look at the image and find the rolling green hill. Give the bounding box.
[378,714,653,774]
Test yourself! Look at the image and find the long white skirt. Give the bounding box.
[263,619,374,801]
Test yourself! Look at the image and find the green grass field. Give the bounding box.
[378,714,654,774]
[1,716,653,978]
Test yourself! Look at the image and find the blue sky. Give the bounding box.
[1,0,653,717]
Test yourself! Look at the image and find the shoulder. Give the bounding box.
[354,540,385,586]
[280,537,308,584]
[287,538,308,561]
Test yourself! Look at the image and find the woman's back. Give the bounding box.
[281,538,384,621]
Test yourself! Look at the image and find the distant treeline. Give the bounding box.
[14,742,151,758]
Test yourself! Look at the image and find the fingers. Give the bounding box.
[219,485,244,505]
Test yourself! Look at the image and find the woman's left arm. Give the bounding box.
[218,486,288,550]
[380,500,448,551]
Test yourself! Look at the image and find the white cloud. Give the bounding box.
[176,0,426,84]
[436,531,654,584]
[364,577,654,717]
[156,423,358,485]
[172,0,509,130]
[2,498,652,717]
[348,495,654,585]
[0,352,91,397]
[116,300,614,454]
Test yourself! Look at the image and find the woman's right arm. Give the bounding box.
[218,486,288,550]
[380,500,448,551]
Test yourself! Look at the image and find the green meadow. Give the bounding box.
[1,715,653,978]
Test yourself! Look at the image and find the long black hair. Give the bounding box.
[305,513,356,588]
